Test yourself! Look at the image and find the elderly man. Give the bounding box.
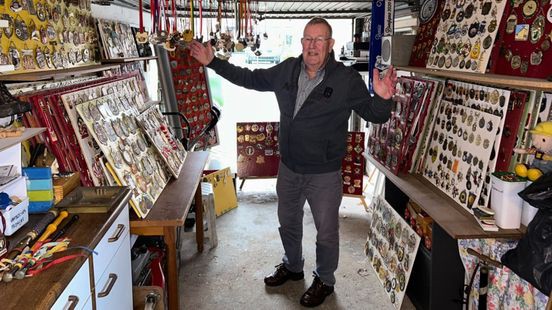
[189,17,397,307]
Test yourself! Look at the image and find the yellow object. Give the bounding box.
[530,121,552,137]
[514,163,528,178]
[28,190,54,201]
[202,168,238,216]
[527,168,543,182]
[38,210,68,242]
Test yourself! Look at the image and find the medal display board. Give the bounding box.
[422,98,501,211]
[19,77,107,187]
[437,80,511,210]
[60,74,150,187]
[408,0,445,67]
[490,0,552,78]
[365,195,420,309]
[136,105,187,178]
[342,132,365,196]
[96,19,139,60]
[368,77,437,175]
[408,77,446,174]
[169,46,219,149]
[0,0,98,73]
[76,95,169,219]
[495,90,528,172]
[236,122,280,178]
[426,0,507,73]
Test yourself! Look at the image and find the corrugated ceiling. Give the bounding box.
[108,0,419,20]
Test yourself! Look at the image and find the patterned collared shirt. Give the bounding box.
[294,62,325,117]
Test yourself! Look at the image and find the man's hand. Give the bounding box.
[189,40,215,65]
[373,65,398,100]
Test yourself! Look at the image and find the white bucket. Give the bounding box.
[490,174,525,229]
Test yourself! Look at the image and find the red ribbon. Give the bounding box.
[27,254,87,277]
[138,0,144,32]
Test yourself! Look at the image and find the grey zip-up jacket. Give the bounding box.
[207,54,392,174]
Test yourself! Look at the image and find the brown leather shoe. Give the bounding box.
[300,275,334,307]
[264,263,304,286]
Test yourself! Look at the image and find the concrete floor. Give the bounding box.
[178,178,416,310]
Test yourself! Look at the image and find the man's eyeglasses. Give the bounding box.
[301,36,331,46]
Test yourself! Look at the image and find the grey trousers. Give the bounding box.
[276,162,343,286]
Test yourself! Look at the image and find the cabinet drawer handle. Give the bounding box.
[108,224,125,242]
[97,273,118,298]
[64,295,79,310]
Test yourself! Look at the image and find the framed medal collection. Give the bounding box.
[494,90,528,172]
[96,19,140,60]
[0,0,98,73]
[365,195,421,309]
[368,76,438,175]
[169,47,219,149]
[17,76,116,187]
[409,0,445,67]
[490,0,552,78]
[426,0,508,73]
[236,122,280,178]
[76,94,169,219]
[408,77,446,174]
[136,105,187,178]
[342,132,365,196]
[422,83,505,212]
[60,74,148,187]
[435,80,512,210]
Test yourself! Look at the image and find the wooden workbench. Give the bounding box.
[130,151,209,310]
[0,188,132,309]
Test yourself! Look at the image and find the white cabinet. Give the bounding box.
[95,233,132,309]
[51,204,132,309]
[93,207,132,309]
[93,207,130,282]
[50,259,92,310]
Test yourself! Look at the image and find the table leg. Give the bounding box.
[195,182,204,253]
[164,226,179,310]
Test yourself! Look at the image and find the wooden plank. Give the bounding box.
[0,127,45,152]
[130,151,209,228]
[397,66,552,91]
[366,155,524,239]
[0,64,120,82]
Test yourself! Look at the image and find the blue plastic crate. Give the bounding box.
[22,167,52,180]
[28,200,53,214]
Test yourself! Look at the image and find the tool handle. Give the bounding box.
[32,210,58,236]
[37,211,68,242]
[50,214,79,241]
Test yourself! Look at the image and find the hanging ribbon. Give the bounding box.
[135,0,148,43]
[26,254,86,277]
[198,0,203,41]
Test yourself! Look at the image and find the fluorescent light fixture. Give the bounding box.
[395,26,414,33]
[395,15,415,22]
